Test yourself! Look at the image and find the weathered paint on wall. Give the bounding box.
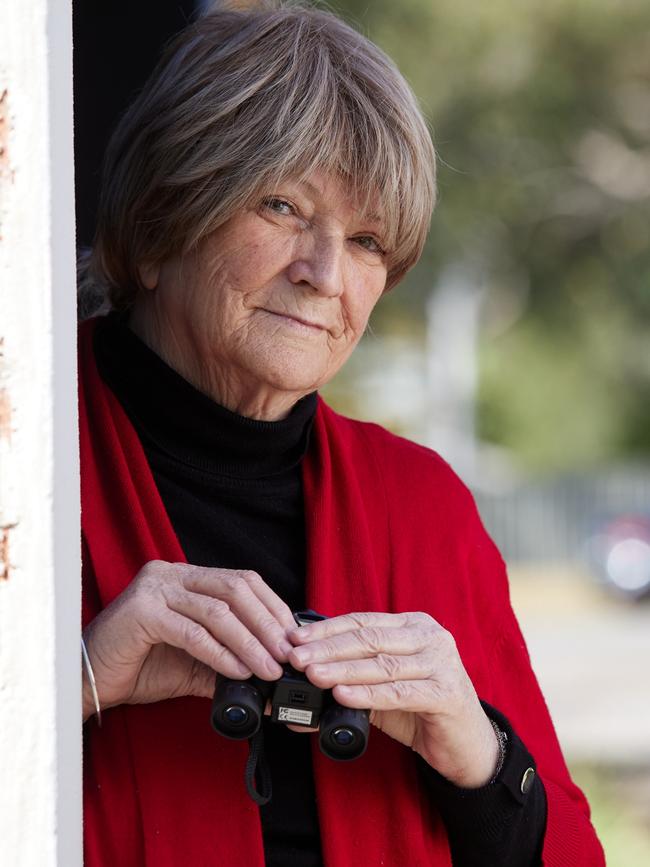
[0,89,11,197]
[0,522,16,581]
[0,1,81,864]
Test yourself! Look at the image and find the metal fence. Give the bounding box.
[473,465,650,563]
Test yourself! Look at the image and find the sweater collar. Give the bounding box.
[92,312,317,479]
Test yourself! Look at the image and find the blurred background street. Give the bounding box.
[510,566,650,765]
[510,566,650,864]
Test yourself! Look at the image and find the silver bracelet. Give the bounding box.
[489,718,508,782]
[81,636,102,726]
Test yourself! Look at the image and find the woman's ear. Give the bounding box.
[137,262,161,290]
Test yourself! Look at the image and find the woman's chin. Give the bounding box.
[241,351,335,401]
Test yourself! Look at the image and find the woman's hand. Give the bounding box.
[82,560,296,721]
[287,611,499,788]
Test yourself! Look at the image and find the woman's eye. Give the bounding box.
[262,197,294,216]
[354,235,385,256]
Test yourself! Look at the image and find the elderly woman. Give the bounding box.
[79,2,604,866]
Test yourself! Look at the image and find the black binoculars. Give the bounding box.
[211,610,369,761]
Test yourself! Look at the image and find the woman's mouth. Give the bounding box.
[263,310,326,332]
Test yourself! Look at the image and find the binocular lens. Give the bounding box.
[224,705,249,726]
[330,727,355,746]
[319,706,369,761]
[211,679,264,740]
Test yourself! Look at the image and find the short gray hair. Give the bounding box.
[86,0,437,310]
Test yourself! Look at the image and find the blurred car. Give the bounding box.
[587,514,650,602]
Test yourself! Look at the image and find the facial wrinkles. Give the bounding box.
[134,257,196,373]
[130,171,389,421]
[285,219,380,339]
[200,212,373,350]
[269,239,344,338]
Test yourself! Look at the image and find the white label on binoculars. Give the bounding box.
[278,707,313,725]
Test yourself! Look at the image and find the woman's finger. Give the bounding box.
[165,591,283,679]
[305,650,434,689]
[289,623,437,668]
[181,568,294,657]
[155,609,253,680]
[332,680,440,714]
[289,610,437,644]
[235,569,297,632]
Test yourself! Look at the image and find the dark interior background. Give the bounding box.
[73,0,196,248]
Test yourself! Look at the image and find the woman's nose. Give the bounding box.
[286,233,344,297]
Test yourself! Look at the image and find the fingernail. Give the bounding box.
[278,639,293,656]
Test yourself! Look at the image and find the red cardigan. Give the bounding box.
[80,319,604,866]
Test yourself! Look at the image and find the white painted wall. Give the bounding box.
[0,1,81,864]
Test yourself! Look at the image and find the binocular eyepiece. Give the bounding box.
[210,610,370,761]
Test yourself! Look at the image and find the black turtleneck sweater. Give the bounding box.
[93,312,546,867]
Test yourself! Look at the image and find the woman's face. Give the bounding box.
[132,171,389,419]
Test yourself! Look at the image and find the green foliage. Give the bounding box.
[330,0,650,471]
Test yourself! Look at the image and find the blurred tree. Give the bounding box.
[330,0,650,473]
